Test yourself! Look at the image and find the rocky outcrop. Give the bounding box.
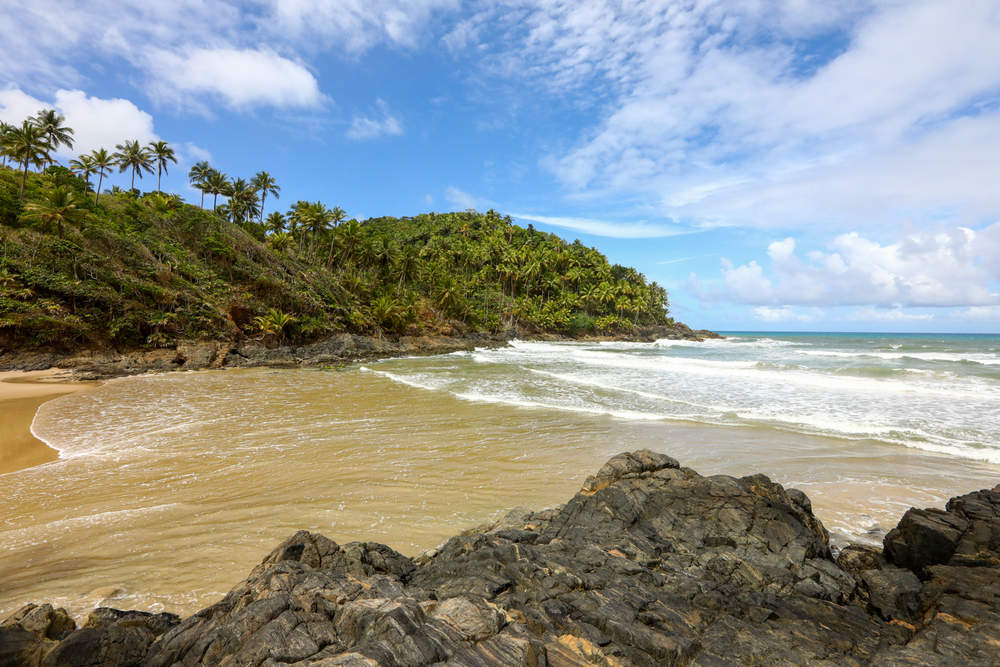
[0,333,509,380]
[3,451,998,665]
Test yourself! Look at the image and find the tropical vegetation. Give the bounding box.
[0,110,672,350]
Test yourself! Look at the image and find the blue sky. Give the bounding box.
[2,1,1000,332]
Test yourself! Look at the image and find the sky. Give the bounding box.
[2,0,999,333]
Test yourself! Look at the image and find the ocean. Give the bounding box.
[368,332,1000,465]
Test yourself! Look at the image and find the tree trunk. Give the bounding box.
[260,193,266,223]
[95,172,103,204]
[199,190,204,208]
[19,159,29,200]
[157,164,162,191]
[130,166,136,190]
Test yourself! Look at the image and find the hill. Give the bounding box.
[0,164,682,357]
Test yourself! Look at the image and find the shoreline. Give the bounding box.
[0,323,721,381]
[0,371,98,476]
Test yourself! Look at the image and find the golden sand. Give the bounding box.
[0,370,96,476]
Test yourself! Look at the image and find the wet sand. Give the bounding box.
[0,371,97,476]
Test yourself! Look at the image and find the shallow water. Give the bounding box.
[2,334,999,618]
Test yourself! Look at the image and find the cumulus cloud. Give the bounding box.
[696,224,1000,309]
[145,48,324,111]
[0,87,157,156]
[345,99,403,140]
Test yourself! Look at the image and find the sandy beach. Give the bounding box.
[0,370,96,476]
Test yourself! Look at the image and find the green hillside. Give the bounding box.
[0,163,672,352]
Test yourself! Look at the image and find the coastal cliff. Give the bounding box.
[2,450,997,665]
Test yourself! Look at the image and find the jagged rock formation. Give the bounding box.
[2,450,998,665]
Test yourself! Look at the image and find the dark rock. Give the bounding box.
[9,455,1000,665]
[883,484,1000,573]
[860,567,922,621]
[837,543,882,577]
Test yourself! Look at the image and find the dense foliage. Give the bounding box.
[0,114,671,350]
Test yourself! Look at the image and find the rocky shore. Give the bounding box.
[2,450,997,666]
[0,324,720,380]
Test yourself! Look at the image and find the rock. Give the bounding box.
[837,543,882,577]
[0,604,179,667]
[883,484,1000,572]
[9,454,1000,665]
[860,567,922,621]
[871,485,1000,664]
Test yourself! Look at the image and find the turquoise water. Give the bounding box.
[367,332,1000,464]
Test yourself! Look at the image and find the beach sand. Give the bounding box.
[0,370,96,475]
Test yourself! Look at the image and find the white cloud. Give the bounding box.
[0,87,157,156]
[262,0,458,53]
[0,1,454,111]
[511,212,688,239]
[754,306,821,323]
[459,1,1000,231]
[847,307,934,322]
[345,99,403,140]
[445,186,484,210]
[145,48,324,110]
[698,224,1000,309]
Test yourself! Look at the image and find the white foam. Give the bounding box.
[799,350,1000,365]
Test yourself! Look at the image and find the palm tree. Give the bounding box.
[4,121,51,200]
[68,154,95,188]
[224,177,259,223]
[114,140,154,190]
[303,202,334,255]
[326,206,347,265]
[251,171,279,222]
[203,169,229,212]
[265,211,286,235]
[23,186,86,238]
[188,161,211,208]
[31,109,74,166]
[0,122,12,168]
[148,140,177,191]
[89,148,114,204]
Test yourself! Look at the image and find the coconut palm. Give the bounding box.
[224,177,259,224]
[4,121,52,200]
[325,206,347,265]
[264,211,286,235]
[23,186,86,238]
[89,148,114,204]
[114,140,154,190]
[251,171,279,222]
[31,109,74,166]
[203,169,229,212]
[68,154,95,188]
[0,122,13,168]
[188,161,211,208]
[148,140,177,191]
